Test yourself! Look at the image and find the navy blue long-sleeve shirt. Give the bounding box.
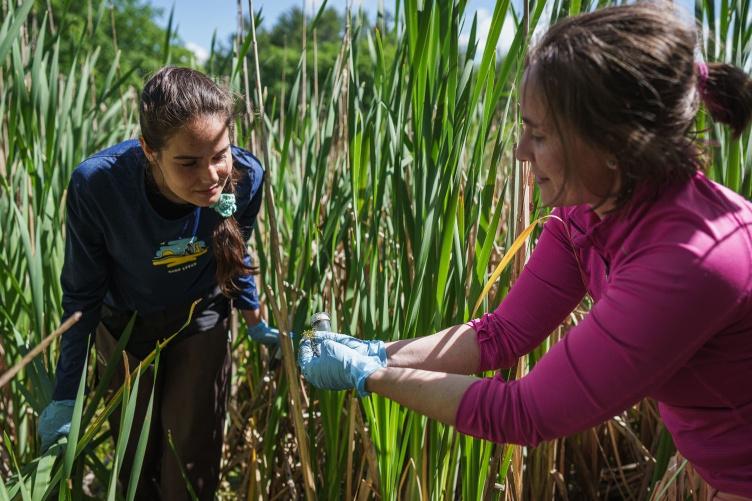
[53,140,263,400]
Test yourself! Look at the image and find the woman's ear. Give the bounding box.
[139,137,157,164]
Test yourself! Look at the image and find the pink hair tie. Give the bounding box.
[695,61,709,96]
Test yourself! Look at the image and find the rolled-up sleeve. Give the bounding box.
[470,211,587,371]
[456,242,740,446]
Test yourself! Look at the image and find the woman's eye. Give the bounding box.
[180,162,197,167]
[523,125,543,142]
[211,152,228,163]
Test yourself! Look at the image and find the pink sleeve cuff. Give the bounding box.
[454,378,489,438]
[454,375,545,447]
[467,316,518,371]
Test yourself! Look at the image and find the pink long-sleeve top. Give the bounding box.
[455,172,752,496]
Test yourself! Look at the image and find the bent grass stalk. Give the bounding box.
[0,312,81,389]
[245,0,317,498]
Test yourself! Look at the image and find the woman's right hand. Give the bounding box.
[298,339,384,396]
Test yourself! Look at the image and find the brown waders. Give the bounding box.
[95,289,231,500]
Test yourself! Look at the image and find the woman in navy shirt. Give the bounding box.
[39,67,277,500]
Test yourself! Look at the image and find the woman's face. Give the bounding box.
[515,71,618,214]
[141,113,232,207]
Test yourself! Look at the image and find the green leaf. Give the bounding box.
[0,0,34,65]
[63,338,90,479]
[30,451,56,501]
[162,3,175,66]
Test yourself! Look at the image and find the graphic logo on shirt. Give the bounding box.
[152,238,208,268]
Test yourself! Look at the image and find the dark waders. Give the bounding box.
[95,289,231,500]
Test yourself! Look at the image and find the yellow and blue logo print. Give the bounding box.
[152,238,208,268]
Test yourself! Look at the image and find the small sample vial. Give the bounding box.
[310,312,331,332]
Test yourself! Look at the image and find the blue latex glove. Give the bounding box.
[247,319,286,346]
[314,331,387,367]
[38,399,75,451]
[298,339,383,396]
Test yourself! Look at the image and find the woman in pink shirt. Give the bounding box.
[298,3,752,498]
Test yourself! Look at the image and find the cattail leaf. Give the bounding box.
[62,336,89,480]
[125,352,160,501]
[0,0,34,65]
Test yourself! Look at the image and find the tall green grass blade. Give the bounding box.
[166,430,200,501]
[5,432,33,501]
[29,451,56,501]
[162,3,175,66]
[106,360,143,496]
[654,458,688,500]
[651,426,676,484]
[125,351,160,501]
[81,313,137,428]
[62,338,89,480]
[0,0,34,65]
[0,471,9,501]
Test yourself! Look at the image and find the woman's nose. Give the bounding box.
[205,162,221,184]
[515,138,532,163]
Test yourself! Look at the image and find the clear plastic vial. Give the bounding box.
[310,312,331,332]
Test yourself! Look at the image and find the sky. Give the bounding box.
[148,0,695,64]
[148,0,506,63]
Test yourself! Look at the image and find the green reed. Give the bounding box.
[2,0,749,499]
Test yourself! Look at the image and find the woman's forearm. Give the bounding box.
[385,324,481,374]
[365,367,479,425]
[240,307,261,326]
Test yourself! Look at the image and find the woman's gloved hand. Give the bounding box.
[247,319,286,345]
[298,339,383,396]
[38,399,75,451]
[314,331,387,367]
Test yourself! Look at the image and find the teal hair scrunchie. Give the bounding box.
[210,193,237,218]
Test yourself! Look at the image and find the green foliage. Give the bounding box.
[209,6,398,113]
[697,0,752,197]
[30,0,194,89]
[1,0,749,499]
[268,5,343,46]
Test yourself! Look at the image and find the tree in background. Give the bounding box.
[26,1,394,113]
[31,0,194,90]
[208,6,397,113]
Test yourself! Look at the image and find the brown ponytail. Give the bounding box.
[212,169,252,296]
[139,66,251,297]
[701,63,752,138]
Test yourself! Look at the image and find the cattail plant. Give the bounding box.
[2,0,749,499]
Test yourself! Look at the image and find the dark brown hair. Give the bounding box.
[525,2,752,209]
[139,66,251,296]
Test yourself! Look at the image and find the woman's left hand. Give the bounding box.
[247,319,284,345]
[298,339,383,396]
[314,331,387,366]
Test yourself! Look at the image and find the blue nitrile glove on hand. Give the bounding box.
[314,332,387,367]
[247,319,286,346]
[298,339,383,396]
[38,400,75,451]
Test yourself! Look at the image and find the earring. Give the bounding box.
[607,160,618,170]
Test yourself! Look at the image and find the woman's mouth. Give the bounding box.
[197,184,221,196]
